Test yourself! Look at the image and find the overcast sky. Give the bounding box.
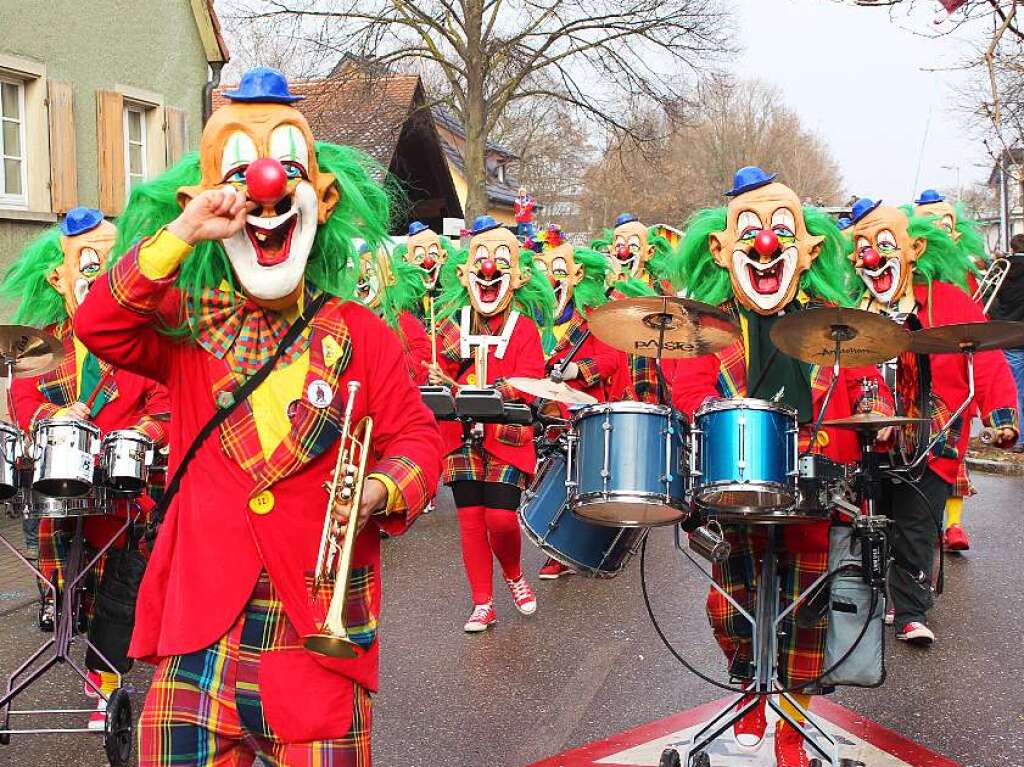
[729,0,993,203]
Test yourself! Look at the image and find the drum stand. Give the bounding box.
[669,525,840,767]
[0,512,134,764]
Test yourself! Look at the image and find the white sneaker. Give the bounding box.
[463,603,496,633]
[884,605,895,625]
[505,576,537,615]
[87,697,107,731]
[896,621,935,646]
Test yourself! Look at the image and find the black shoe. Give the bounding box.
[38,600,54,633]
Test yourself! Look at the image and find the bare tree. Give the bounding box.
[228,0,731,219]
[579,77,844,232]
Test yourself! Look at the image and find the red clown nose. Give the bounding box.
[480,259,497,278]
[753,229,779,258]
[245,158,288,204]
[861,247,881,270]
[422,255,436,271]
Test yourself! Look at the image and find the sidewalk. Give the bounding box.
[0,511,39,616]
[966,437,1024,476]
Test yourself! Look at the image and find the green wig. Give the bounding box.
[953,202,988,269]
[0,226,68,327]
[903,210,972,291]
[435,247,556,350]
[590,226,673,286]
[670,206,854,308]
[567,247,613,315]
[376,252,427,330]
[113,143,392,335]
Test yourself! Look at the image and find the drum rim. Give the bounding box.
[102,429,154,446]
[519,513,622,578]
[571,491,688,527]
[693,479,798,513]
[702,507,830,524]
[694,396,798,420]
[573,400,680,420]
[0,421,20,437]
[34,417,102,436]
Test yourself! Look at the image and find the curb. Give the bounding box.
[0,596,35,618]
[966,456,1024,476]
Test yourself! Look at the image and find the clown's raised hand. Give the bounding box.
[169,186,255,246]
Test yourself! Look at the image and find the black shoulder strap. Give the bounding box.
[146,292,329,538]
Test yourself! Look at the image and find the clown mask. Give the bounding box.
[851,205,924,307]
[533,242,583,320]
[610,220,653,280]
[914,200,959,243]
[354,248,391,310]
[405,227,445,291]
[458,227,527,316]
[177,101,339,306]
[709,183,823,315]
[48,220,116,317]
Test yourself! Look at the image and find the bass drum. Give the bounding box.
[520,453,647,578]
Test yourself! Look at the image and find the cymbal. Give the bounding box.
[822,413,929,432]
[0,325,64,376]
[587,297,739,359]
[907,321,1024,355]
[770,307,909,367]
[507,377,598,406]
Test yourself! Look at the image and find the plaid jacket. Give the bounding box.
[545,308,619,401]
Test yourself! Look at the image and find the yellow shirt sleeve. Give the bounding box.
[138,228,193,280]
[367,472,405,514]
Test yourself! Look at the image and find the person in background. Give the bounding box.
[992,232,1024,453]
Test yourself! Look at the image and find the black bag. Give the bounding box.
[86,525,146,673]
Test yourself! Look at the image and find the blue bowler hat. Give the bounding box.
[60,207,104,237]
[850,197,883,224]
[726,166,777,197]
[914,188,945,205]
[836,216,852,231]
[615,213,638,227]
[407,221,430,237]
[224,67,304,104]
[469,215,502,236]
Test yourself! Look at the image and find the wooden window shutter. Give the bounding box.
[96,89,124,216]
[47,80,78,213]
[164,106,187,167]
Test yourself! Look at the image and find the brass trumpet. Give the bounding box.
[305,381,374,659]
[973,256,1010,315]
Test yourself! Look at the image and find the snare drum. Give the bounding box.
[0,421,21,500]
[32,418,101,497]
[101,430,153,493]
[691,398,799,521]
[520,453,647,577]
[26,487,108,519]
[568,402,688,527]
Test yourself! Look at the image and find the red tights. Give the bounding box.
[456,505,523,604]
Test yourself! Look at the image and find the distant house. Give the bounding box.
[0,0,229,264]
[983,148,1024,252]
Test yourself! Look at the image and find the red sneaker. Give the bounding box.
[463,603,496,633]
[774,721,811,767]
[83,670,102,699]
[505,576,537,615]
[945,524,970,551]
[733,694,767,750]
[538,558,574,580]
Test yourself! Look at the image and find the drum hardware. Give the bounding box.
[419,385,457,419]
[587,296,739,359]
[687,521,730,563]
[0,325,64,378]
[979,427,998,445]
[973,256,1010,314]
[306,382,374,660]
[0,421,21,500]
[821,414,929,432]
[453,387,504,420]
[907,319,1024,355]
[769,307,911,368]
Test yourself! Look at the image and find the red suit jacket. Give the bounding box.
[75,245,442,718]
[671,302,894,552]
[912,281,1018,484]
[433,309,546,474]
[546,308,619,403]
[397,310,431,385]
[11,319,169,546]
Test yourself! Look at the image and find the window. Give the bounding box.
[123,104,148,193]
[0,77,27,207]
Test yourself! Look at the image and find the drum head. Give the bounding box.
[572,498,685,528]
[34,477,92,498]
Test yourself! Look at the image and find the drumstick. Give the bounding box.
[83,368,115,411]
[429,294,438,367]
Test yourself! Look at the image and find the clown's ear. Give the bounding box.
[807,234,825,261]
[910,237,926,263]
[317,172,340,224]
[176,184,204,210]
[709,231,729,268]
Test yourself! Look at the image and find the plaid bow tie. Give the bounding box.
[189,287,309,376]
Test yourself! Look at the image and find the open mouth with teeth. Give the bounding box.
[423,264,441,289]
[747,259,785,295]
[469,272,511,314]
[862,259,899,300]
[245,201,298,267]
[732,247,798,311]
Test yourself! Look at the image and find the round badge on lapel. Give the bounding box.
[216,391,235,409]
[307,379,333,408]
[466,374,477,386]
[249,490,275,515]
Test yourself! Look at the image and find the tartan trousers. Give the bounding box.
[37,517,107,623]
[139,571,373,767]
[706,526,828,688]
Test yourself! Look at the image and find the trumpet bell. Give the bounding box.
[304,633,362,659]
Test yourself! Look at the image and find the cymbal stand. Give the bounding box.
[550,329,591,383]
[802,328,845,457]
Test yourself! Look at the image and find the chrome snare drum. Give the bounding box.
[101,430,154,493]
[26,487,108,519]
[520,453,648,577]
[691,398,799,521]
[568,402,688,528]
[32,418,101,497]
[0,421,22,500]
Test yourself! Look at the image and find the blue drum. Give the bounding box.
[691,398,799,521]
[568,402,688,528]
[519,453,647,577]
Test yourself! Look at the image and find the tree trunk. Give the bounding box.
[462,0,488,222]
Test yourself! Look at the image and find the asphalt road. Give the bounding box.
[0,473,1021,767]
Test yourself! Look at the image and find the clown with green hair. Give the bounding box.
[913,189,988,295]
[73,67,442,764]
[591,213,673,291]
[849,199,1018,608]
[392,221,459,302]
[1,207,170,729]
[426,214,554,632]
[668,168,897,767]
